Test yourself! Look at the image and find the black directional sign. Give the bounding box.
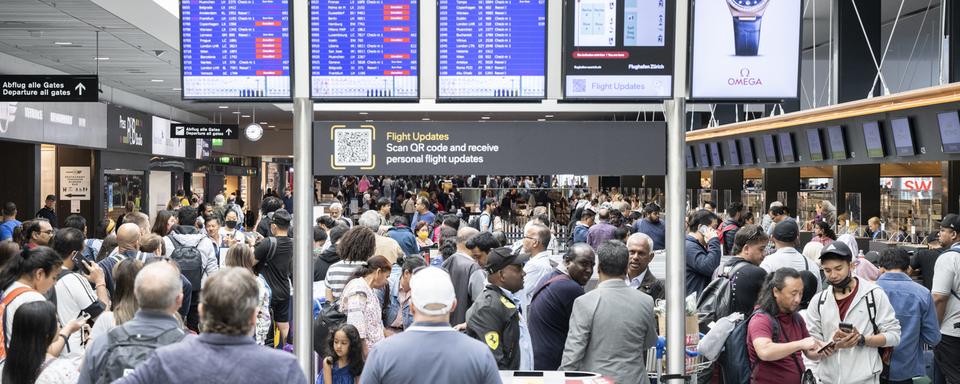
[0,75,98,102]
[170,124,240,139]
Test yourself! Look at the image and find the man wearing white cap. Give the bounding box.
[360,267,501,384]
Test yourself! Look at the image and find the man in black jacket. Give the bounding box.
[465,247,525,370]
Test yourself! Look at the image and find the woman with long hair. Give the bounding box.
[223,243,271,345]
[0,247,62,349]
[90,258,143,340]
[339,255,392,357]
[0,301,86,384]
[151,210,176,237]
[812,221,837,246]
[324,227,377,302]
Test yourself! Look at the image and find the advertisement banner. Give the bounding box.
[107,105,152,154]
[0,101,106,148]
[313,121,666,175]
[690,0,801,100]
[152,116,186,158]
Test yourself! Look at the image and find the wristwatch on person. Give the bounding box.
[726,0,771,56]
[857,334,866,347]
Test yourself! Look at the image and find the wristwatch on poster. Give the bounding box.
[726,0,770,56]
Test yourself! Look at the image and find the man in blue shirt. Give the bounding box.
[0,202,20,242]
[410,197,435,228]
[361,267,500,384]
[634,203,665,250]
[876,248,941,384]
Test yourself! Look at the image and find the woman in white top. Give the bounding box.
[339,255,392,357]
[1,300,86,384]
[0,246,62,349]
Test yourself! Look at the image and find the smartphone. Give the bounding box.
[817,340,836,354]
[838,322,854,332]
[72,253,89,275]
[698,225,711,236]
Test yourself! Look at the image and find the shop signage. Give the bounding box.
[170,124,240,139]
[59,166,90,200]
[313,121,666,175]
[107,105,152,154]
[0,75,98,102]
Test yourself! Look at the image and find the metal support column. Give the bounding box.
[663,0,688,382]
[292,0,315,377]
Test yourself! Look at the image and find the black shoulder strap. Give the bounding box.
[266,237,278,263]
[866,289,880,335]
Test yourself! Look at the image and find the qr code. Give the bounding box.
[334,128,373,167]
[571,79,586,93]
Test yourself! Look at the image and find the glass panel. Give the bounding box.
[843,192,862,237]
[743,189,765,225]
[104,172,145,223]
[796,190,836,230]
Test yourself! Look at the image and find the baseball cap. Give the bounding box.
[410,267,456,316]
[772,219,799,242]
[940,214,960,231]
[485,247,523,275]
[820,241,853,262]
[271,209,292,226]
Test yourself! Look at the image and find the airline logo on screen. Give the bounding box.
[728,68,763,87]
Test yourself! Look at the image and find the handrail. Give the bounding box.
[686,83,960,142]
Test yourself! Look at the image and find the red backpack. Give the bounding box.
[0,287,36,359]
[717,222,740,253]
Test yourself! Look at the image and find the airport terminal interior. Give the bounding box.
[1,0,960,383]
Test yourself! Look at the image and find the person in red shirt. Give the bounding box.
[748,268,833,383]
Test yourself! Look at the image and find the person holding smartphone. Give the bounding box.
[684,209,722,297]
[50,227,109,355]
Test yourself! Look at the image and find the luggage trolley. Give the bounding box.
[647,336,711,383]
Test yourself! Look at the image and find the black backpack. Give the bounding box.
[696,258,751,334]
[96,326,185,384]
[169,237,204,289]
[313,302,346,356]
[719,309,782,384]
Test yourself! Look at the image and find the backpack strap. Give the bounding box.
[1,287,35,349]
[866,289,880,335]
[265,237,278,263]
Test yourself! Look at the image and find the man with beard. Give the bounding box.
[527,244,595,370]
[748,268,831,384]
[625,232,664,301]
[806,242,902,384]
[633,204,665,251]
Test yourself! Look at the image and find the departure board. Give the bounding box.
[438,0,546,99]
[180,0,291,100]
[310,0,419,99]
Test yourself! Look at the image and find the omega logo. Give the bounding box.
[728,67,763,86]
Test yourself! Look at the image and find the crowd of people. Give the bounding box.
[0,179,957,384]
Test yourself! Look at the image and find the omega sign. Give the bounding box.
[728,68,763,86]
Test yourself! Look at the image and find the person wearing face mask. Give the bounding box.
[806,242,902,384]
[221,210,245,242]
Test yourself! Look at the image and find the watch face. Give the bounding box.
[729,0,768,10]
[245,123,263,141]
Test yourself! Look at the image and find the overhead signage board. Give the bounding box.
[690,0,801,100]
[180,0,291,100]
[314,121,666,175]
[437,0,546,99]
[310,0,419,99]
[152,116,187,158]
[107,105,152,154]
[0,75,98,102]
[562,0,674,100]
[0,102,107,148]
[59,166,90,200]
[171,124,240,139]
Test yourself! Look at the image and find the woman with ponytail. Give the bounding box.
[339,255,392,357]
[0,246,63,354]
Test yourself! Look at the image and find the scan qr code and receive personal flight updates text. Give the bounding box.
[334,128,373,167]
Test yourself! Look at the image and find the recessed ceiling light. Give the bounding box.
[268,125,276,128]
[537,118,546,122]
[54,42,72,45]
[93,57,109,60]
[421,117,430,121]
[259,122,267,124]
[481,116,490,120]
[150,79,164,83]
[544,114,554,118]
[241,115,250,118]
[358,112,368,115]
[171,87,181,91]
[218,106,229,109]
[231,111,241,114]
[365,119,373,122]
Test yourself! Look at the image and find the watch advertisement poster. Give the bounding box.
[690,0,801,100]
[563,0,674,100]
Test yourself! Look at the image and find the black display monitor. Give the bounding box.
[727,139,740,166]
[805,128,824,161]
[698,142,710,167]
[937,111,960,153]
[778,132,795,163]
[890,118,915,156]
[739,137,754,165]
[709,142,722,167]
[686,145,696,168]
[827,125,847,159]
[762,134,778,163]
[862,121,885,158]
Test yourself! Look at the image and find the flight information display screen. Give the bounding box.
[563,0,674,99]
[438,0,546,99]
[180,0,291,100]
[739,137,754,165]
[310,0,419,99]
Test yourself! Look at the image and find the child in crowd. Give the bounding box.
[319,324,365,384]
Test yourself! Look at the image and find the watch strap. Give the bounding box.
[733,16,762,56]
